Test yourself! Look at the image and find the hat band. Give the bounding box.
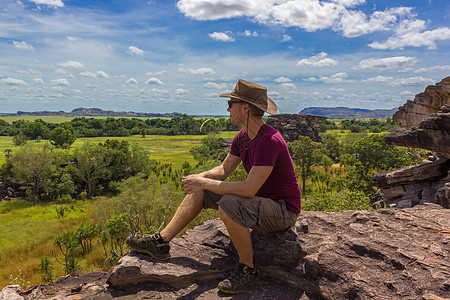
[230,93,265,105]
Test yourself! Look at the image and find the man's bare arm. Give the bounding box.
[182,165,273,198]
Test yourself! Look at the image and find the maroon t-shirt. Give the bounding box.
[230,124,301,214]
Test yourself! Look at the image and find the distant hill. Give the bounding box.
[299,107,397,119]
[13,107,183,118]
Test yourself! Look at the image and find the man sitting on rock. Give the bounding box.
[126,79,301,294]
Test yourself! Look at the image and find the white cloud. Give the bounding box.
[330,87,346,91]
[175,88,190,94]
[243,30,258,37]
[177,0,266,21]
[146,70,167,76]
[127,46,145,55]
[337,7,413,38]
[32,78,45,84]
[58,60,84,69]
[203,82,227,89]
[179,65,216,75]
[414,65,450,73]
[270,1,340,31]
[29,0,64,8]
[13,41,34,50]
[319,72,353,83]
[146,77,164,85]
[303,77,319,82]
[209,32,235,42]
[400,91,415,96]
[50,78,70,86]
[363,76,434,86]
[297,52,338,67]
[274,77,291,83]
[353,56,417,70]
[280,82,296,89]
[369,19,450,49]
[362,76,394,83]
[66,36,80,41]
[282,35,292,42]
[177,0,448,51]
[126,78,138,84]
[0,77,27,85]
[80,71,109,78]
[394,76,434,86]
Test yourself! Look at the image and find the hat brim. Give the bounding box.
[219,93,277,115]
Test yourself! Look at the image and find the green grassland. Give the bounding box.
[0,131,238,167]
[0,115,86,124]
[0,199,100,289]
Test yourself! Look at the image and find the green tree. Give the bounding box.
[49,126,76,147]
[354,134,415,173]
[23,121,48,140]
[320,134,342,161]
[288,136,319,193]
[9,144,56,201]
[321,155,333,174]
[74,143,112,198]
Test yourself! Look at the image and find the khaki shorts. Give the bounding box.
[203,190,298,233]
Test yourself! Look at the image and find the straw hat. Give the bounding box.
[219,79,277,115]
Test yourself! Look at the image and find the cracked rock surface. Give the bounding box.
[6,204,448,300]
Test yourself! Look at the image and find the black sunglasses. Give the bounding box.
[228,100,246,109]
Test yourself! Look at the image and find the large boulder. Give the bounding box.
[393,77,450,127]
[266,114,327,143]
[385,107,450,159]
[12,206,450,299]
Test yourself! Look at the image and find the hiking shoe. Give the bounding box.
[125,233,170,260]
[217,263,260,294]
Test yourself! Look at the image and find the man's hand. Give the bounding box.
[181,174,207,194]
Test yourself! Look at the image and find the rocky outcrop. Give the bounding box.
[10,205,450,300]
[385,105,450,159]
[267,114,327,143]
[393,77,450,127]
[372,158,450,208]
[373,77,450,208]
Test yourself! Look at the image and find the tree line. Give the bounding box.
[0,115,240,147]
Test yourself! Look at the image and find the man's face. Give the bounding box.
[227,100,246,126]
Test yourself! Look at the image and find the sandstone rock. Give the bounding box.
[435,182,450,208]
[19,206,450,299]
[375,78,450,208]
[266,114,327,143]
[373,158,450,187]
[0,285,23,300]
[393,77,450,127]
[372,158,449,207]
[107,206,449,300]
[385,112,450,159]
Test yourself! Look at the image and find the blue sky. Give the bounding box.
[0,0,449,115]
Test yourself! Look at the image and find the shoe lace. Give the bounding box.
[229,265,247,284]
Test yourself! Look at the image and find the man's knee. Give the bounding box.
[217,194,239,212]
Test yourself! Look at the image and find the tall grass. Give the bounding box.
[0,199,97,289]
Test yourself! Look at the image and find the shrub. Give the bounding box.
[302,190,373,212]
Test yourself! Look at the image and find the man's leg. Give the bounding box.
[219,206,254,267]
[126,191,205,259]
[160,191,205,242]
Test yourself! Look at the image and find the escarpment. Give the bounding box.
[372,77,450,208]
